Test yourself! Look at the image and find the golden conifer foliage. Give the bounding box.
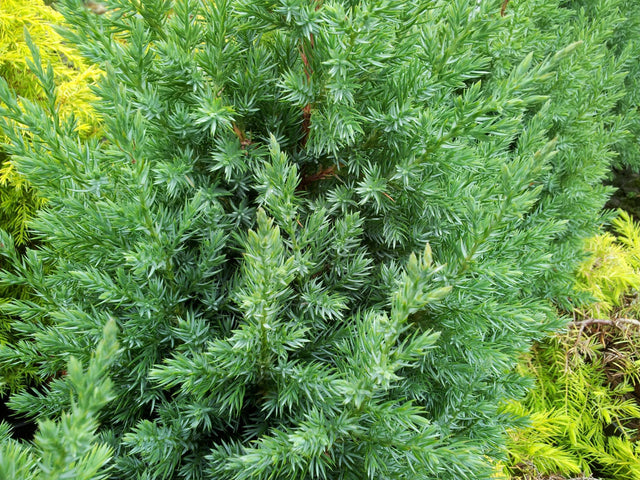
[576,210,640,318]
[0,0,101,245]
[505,211,640,480]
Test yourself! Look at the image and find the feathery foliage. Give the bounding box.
[0,320,118,480]
[505,333,640,480]
[576,210,640,317]
[0,0,101,389]
[505,211,640,480]
[0,0,101,247]
[0,0,638,479]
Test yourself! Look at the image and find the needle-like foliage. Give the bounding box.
[0,0,638,479]
[505,210,640,480]
[0,0,102,391]
[0,0,101,246]
[0,320,119,480]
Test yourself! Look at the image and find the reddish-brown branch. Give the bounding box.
[381,191,395,203]
[570,317,640,347]
[232,123,252,149]
[298,33,315,147]
[301,104,312,147]
[297,1,323,147]
[300,43,313,82]
[500,0,510,16]
[296,165,337,191]
[298,6,318,147]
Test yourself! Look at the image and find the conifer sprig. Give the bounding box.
[0,320,119,480]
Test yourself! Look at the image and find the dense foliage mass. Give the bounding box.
[0,321,119,480]
[0,0,100,246]
[0,0,638,479]
[0,0,101,388]
[506,212,640,480]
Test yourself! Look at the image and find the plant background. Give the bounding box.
[0,1,640,480]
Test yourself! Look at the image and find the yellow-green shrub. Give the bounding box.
[575,210,640,318]
[0,0,100,391]
[0,0,101,246]
[505,211,640,480]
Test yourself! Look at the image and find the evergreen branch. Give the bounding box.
[571,318,640,329]
[296,164,338,191]
[1,0,637,477]
[500,0,510,17]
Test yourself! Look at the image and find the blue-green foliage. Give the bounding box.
[0,320,118,480]
[0,0,638,479]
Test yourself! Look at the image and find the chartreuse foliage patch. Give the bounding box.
[505,210,640,480]
[0,0,101,247]
[0,0,638,479]
[0,0,101,387]
[576,210,640,318]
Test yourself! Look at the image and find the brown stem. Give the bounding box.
[381,191,395,203]
[300,42,313,82]
[299,39,314,147]
[296,165,338,191]
[500,0,510,16]
[571,318,640,329]
[232,123,251,149]
[301,104,312,147]
[297,1,323,147]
